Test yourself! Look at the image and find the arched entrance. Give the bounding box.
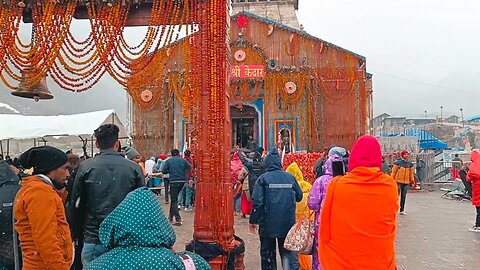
[230,104,259,150]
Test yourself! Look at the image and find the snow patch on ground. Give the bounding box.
[0,102,20,114]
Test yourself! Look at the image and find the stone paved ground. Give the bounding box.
[160,191,480,269]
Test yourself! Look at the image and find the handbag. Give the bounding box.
[284,211,315,255]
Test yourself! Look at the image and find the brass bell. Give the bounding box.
[11,70,53,102]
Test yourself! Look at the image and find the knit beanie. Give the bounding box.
[159,154,167,160]
[124,146,140,160]
[401,150,410,158]
[18,146,68,175]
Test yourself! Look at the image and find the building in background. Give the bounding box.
[127,0,372,156]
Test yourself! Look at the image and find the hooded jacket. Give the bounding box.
[319,136,398,270]
[84,188,210,269]
[467,150,480,206]
[250,149,303,238]
[14,176,73,270]
[286,162,312,219]
[0,161,20,267]
[308,154,343,270]
[391,159,415,184]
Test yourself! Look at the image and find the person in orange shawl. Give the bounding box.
[319,136,399,270]
[14,146,73,270]
[286,162,313,270]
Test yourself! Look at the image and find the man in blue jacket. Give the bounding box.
[162,149,191,226]
[249,148,303,270]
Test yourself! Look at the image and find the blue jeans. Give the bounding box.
[234,193,241,212]
[81,243,108,266]
[260,236,299,270]
[178,183,194,208]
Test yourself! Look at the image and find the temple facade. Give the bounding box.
[128,1,373,156]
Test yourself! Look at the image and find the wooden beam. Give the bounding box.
[21,1,191,26]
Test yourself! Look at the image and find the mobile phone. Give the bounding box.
[332,160,345,177]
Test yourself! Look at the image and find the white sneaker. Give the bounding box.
[399,212,407,215]
[469,226,480,232]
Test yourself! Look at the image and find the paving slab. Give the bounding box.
[160,191,480,269]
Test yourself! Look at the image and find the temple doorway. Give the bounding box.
[231,104,259,150]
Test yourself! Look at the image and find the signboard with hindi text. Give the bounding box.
[230,65,265,79]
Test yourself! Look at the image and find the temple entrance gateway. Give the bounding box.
[230,105,259,150]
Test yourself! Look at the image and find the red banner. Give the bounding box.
[229,65,265,79]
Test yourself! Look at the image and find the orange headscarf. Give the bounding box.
[319,136,399,270]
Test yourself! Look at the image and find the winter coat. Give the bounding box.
[231,153,243,185]
[307,155,342,270]
[14,176,73,270]
[382,161,391,174]
[239,151,266,197]
[467,150,480,206]
[415,159,426,182]
[249,149,303,238]
[313,157,326,178]
[0,161,20,267]
[184,156,194,181]
[84,188,211,270]
[320,136,398,270]
[68,150,145,244]
[391,159,415,184]
[238,167,249,191]
[286,162,313,219]
[162,156,192,183]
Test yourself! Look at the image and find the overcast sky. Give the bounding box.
[3,1,479,121]
[297,0,480,119]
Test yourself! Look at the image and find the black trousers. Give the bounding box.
[169,182,184,221]
[476,206,480,227]
[164,178,170,202]
[398,183,409,212]
[259,236,299,270]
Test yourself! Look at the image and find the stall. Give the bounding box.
[0,110,128,157]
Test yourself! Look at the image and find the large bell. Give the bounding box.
[11,70,53,101]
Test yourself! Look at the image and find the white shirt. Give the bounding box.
[145,159,156,175]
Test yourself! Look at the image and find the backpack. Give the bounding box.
[0,176,21,266]
[248,157,265,197]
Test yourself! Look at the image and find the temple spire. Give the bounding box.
[231,0,300,29]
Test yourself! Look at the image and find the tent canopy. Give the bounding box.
[0,109,127,141]
[404,128,449,150]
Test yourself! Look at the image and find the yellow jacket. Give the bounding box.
[391,160,415,184]
[286,162,313,219]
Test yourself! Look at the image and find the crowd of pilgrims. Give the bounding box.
[1,123,480,270]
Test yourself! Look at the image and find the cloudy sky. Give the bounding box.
[297,0,480,119]
[2,0,479,121]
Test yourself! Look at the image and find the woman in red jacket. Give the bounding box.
[467,150,480,232]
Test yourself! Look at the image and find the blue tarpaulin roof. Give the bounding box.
[403,128,449,150]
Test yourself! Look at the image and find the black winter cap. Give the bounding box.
[18,146,68,175]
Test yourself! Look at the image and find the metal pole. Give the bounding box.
[6,139,9,157]
[460,108,464,127]
[0,140,3,157]
[440,106,443,126]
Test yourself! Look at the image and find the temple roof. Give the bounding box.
[232,11,366,60]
